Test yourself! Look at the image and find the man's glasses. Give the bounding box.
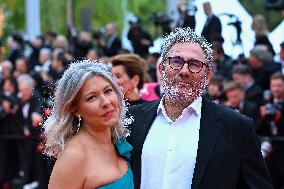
[167,56,207,73]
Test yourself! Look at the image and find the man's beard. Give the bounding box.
[161,70,208,106]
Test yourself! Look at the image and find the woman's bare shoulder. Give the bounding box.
[48,138,87,189]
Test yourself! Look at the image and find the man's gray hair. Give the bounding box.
[161,27,214,69]
[1,60,13,70]
[17,74,35,88]
[250,45,274,65]
[43,60,128,158]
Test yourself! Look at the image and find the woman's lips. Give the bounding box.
[102,110,115,118]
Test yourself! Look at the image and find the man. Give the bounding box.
[127,27,273,189]
[223,81,260,130]
[127,22,153,58]
[201,2,222,43]
[248,45,281,90]
[212,43,233,81]
[232,64,263,106]
[13,74,42,187]
[259,72,284,189]
[259,72,284,136]
[97,23,122,57]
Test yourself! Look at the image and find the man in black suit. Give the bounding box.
[97,23,122,57]
[223,81,261,130]
[127,27,273,189]
[232,64,264,106]
[201,2,222,43]
[13,74,43,186]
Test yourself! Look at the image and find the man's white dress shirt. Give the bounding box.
[140,96,202,189]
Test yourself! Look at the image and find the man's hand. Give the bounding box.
[32,113,42,128]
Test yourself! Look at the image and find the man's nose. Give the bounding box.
[179,63,190,77]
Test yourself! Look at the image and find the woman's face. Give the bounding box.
[111,65,138,98]
[76,76,120,130]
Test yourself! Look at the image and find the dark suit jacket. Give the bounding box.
[127,97,273,189]
[245,82,264,106]
[101,35,122,57]
[16,95,43,139]
[201,15,222,42]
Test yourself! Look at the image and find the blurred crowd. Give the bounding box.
[0,1,284,189]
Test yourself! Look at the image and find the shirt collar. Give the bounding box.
[157,96,202,121]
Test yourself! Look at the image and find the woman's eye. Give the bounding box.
[105,88,113,94]
[87,96,96,101]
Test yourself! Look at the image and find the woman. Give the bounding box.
[44,60,133,189]
[111,54,151,106]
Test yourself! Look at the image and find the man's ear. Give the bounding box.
[206,68,213,85]
[158,63,163,76]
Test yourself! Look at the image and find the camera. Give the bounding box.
[149,12,172,27]
[93,27,105,40]
[149,12,172,34]
[264,103,279,121]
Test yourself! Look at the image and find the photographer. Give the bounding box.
[127,21,153,58]
[176,0,196,30]
[259,72,284,189]
[259,72,284,136]
[68,25,93,60]
[0,94,20,187]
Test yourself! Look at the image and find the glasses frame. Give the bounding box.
[167,56,208,74]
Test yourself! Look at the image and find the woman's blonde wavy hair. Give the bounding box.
[43,60,127,158]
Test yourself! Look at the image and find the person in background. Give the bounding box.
[146,52,160,82]
[97,23,122,57]
[176,0,196,30]
[251,14,275,56]
[201,2,222,43]
[87,48,101,61]
[204,75,223,103]
[223,81,260,129]
[127,22,153,58]
[212,43,233,81]
[0,60,14,87]
[111,54,148,106]
[259,72,284,136]
[13,57,29,78]
[248,45,281,90]
[44,31,57,50]
[259,72,284,189]
[232,64,263,106]
[6,33,24,66]
[13,74,42,187]
[26,36,44,69]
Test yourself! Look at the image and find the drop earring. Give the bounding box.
[76,115,81,133]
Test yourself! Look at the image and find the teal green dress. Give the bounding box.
[97,137,134,189]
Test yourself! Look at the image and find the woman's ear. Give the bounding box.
[131,75,140,88]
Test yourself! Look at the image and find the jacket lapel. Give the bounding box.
[131,100,160,188]
[191,98,221,189]
[133,100,160,153]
